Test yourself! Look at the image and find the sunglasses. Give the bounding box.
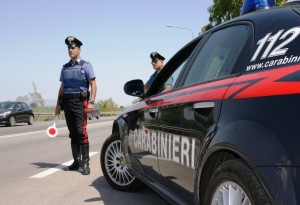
[151,59,160,64]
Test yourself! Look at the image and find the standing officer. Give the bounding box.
[144,52,173,93]
[55,36,97,175]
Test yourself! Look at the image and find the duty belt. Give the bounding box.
[63,93,81,99]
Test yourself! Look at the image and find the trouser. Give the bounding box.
[63,97,89,145]
[63,96,90,174]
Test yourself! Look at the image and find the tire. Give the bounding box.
[100,134,144,192]
[28,115,34,125]
[203,159,270,205]
[8,116,16,127]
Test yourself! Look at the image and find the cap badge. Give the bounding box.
[67,36,74,43]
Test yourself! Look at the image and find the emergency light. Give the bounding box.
[240,0,275,15]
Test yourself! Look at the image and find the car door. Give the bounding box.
[14,102,23,122]
[21,102,31,122]
[155,24,252,203]
[125,38,202,183]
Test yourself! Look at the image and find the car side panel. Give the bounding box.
[213,65,300,166]
[122,101,161,181]
[201,66,300,204]
[254,167,300,204]
[152,77,237,204]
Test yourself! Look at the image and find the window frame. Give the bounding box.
[145,36,205,98]
[176,21,254,89]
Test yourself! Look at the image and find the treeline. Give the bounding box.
[98,98,123,112]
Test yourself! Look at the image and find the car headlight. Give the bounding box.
[0,111,11,117]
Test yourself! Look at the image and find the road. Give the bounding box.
[0,117,168,205]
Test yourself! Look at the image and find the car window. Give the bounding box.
[183,25,252,86]
[21,102,29,109]
[156,60,187,94]
[166,59,187,87]
[146,38,202,97]
[16,103,21,110]
[0,102,14,109]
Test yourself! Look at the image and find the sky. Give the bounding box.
[0,0,213,107]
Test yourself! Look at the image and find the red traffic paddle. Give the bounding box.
[47,116,58,138]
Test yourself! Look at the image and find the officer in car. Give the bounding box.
[55,36,97,175]
[144,52,173,93]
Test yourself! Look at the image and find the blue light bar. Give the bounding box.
[240,0,275,15]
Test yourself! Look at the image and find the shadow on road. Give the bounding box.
[31,162,63,169]
[85,176,168,205]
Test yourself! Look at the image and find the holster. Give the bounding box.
[80,91,90,101]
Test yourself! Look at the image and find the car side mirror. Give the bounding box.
[124,79,144,97]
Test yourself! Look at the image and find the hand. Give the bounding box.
[55,106,61,116]
[86,103,94,113]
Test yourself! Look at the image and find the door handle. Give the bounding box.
[193,102,215,109]
[193,102,215,118]
[149,107,158,118]
[150,108,159,113]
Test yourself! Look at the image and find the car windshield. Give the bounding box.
[0,102,15,110]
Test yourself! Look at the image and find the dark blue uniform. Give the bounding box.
[60,59,95,145]
[57,36,96,175]
[59,51,96,175]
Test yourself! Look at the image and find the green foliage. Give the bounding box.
[202,0,288,33]
[99,98,119,112]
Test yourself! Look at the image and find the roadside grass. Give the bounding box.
[32,107,65,121]
[32,106,122,121]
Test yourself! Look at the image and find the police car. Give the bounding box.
[100,0,300,204]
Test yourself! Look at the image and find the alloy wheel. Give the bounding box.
[104,140,135,186]
[211,181,252,205]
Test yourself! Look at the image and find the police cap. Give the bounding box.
[65,36,83,48]
[150,52,165,62]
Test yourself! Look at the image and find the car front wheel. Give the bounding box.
[204,159,271,205]
[100,134,144,191]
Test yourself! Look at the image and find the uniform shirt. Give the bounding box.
[146,71,173,88]
[59,59,96,94]
[146,71,158,86]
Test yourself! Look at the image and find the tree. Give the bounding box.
[16,95,29,102]
[30,81,44,107]
[202,0,288,33]
[16,81,44,108]
[99,98,119,112]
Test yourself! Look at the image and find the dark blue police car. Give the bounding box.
[101,0,300,204]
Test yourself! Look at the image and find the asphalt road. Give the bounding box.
[0,117,168,205]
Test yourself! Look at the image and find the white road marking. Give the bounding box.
[0,130,62,139]
[30,152,99,179]
[0,120,113,139]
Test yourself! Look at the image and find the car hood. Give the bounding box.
[0,109,11,114]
